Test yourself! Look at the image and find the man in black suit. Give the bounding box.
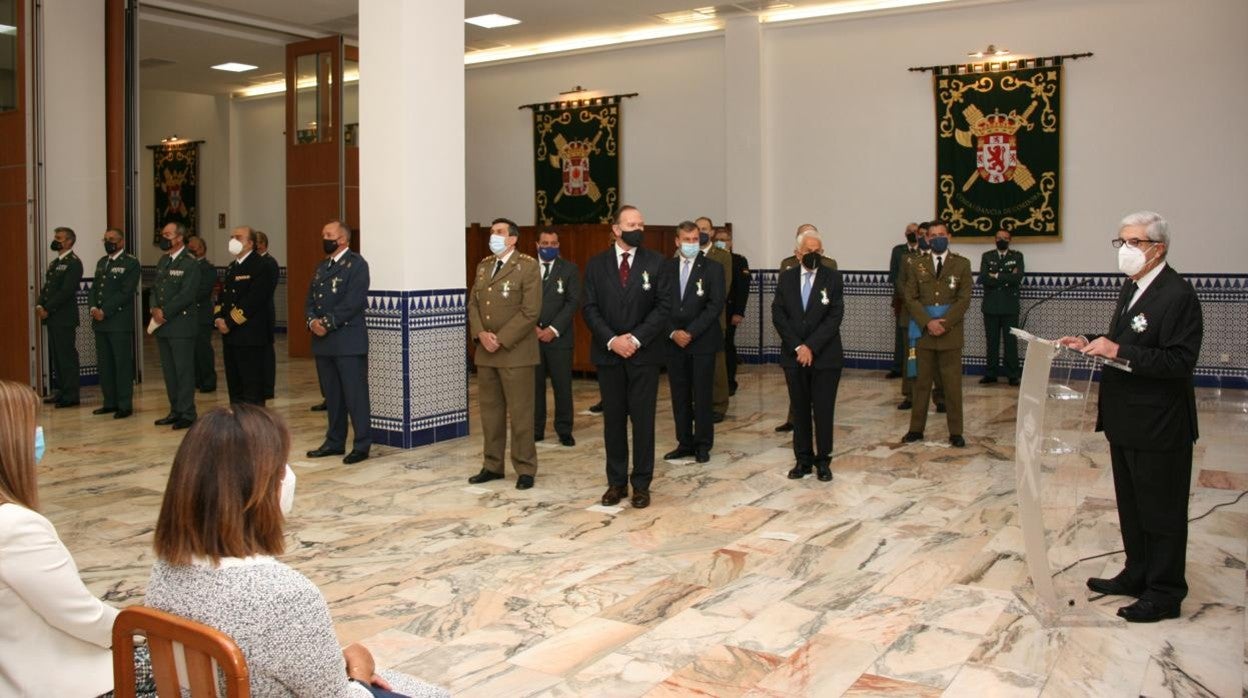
[1060,211,1203,623]
[255,230,280,400]
[215,226,277,405]
[715,228,750,395]
[305,220,372,465]
[771,228,845,482]
[663,221,725,464]
[582,205,672,509]
[533,229,581,447]
[185,235,218,394]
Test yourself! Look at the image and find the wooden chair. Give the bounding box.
[112,605,250,697]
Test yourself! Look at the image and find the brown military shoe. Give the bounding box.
[601,485,628,506]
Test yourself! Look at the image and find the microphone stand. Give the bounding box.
[1019,277,1093,329]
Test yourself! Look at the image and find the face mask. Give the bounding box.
[104,241,120,255]
[537,246,559,262]
[679,242,700,259]
[801,251,821,271]
[620,230,644,248]
[930,236,949,254]
[321,239,339,255]
[995,239,1009,251]
[698,232,710,246]
[34,426,45,463]
[158,238,173,251]
[905,232,917,244]
[228,238,244,256]
[50,240,63,252]
[917,237,930,251]
[488,234,508,255]
[1118,244,1147,277]
[713,241,728,250]
[279,463,296,515]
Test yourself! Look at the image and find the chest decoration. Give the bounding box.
[820,288,830,306]
[1130,313,1148,333]
[501,281,511,299]
[331,277,341,294]
[110,267,126,274]
[641,271,651,291]
[695,278,704,297]
[55,264,67,271]
[235,275,251,281]
[556,278,564,295]
[169,269,184,277]
[948,276,958,290]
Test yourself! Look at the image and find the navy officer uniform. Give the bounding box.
[216,249,277,405]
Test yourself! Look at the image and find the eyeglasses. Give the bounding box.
[1111,238,1156,249]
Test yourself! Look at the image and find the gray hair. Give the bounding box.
[1119,211,1169,248]
[794,227,822,250]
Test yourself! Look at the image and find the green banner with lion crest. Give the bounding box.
[934,63,1061,239]
[530,96,625,225]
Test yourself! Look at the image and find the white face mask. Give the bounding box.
[279,464,296,515]
[488,234,508,255]
[1117,244,1147,277]
[228,238,244,256]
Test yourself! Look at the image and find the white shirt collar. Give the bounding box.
[931,251,947,264]
[494,249,514,266]
[236,250,252,264]
[169,246,185,261]
[1132,261,1167,296]
[615,242,635,264]
[331,247,349,264]
[57,250,71,260]
[109,250,123,261]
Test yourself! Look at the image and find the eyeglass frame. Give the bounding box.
[1110,237,1161,249]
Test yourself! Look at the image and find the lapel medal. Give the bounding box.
[948,275,958,290]
[556,278,564,295]
[1130,313,1148,333]
[331,277,341,294]
[820,287,830,306]
[695,278,704,297]
[641,271,651,291]
[502,281,511,299]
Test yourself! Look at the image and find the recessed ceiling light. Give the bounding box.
[465,14,521,29]
[212,62,258,72]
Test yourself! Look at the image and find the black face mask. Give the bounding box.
[50,240,63,252]
[103,241,120,255]
[917,237,930,251]
[698,232,710,246]
[905,232,917,244]
[801,251,821,271]
[996,239,1009,251]
[620,230,644,248]
[158,238,173,251]
[322,239,339,255]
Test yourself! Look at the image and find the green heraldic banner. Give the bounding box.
[148,141,201,243]
[530,96,624,225]
[934,63,1061,238]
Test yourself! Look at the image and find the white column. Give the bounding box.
[722,16,766,262]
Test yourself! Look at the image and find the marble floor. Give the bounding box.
[37,336,1248,697]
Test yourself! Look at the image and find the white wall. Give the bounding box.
[229,94,287,264]
[465,35,726,231]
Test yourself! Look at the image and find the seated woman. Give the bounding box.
[0,379,153,697]
[145,404,447,698]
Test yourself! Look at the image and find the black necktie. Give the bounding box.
[1120,280,1137,315]
[542,262,551,281]
[493,259,504,278]
[935,255,943,278]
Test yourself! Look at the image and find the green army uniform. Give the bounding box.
[904,251,973,437]
[152,248,202,422]
[192,256,218,392]
[89,252,140,412]
[38,250,84,404]
[777,254,837,425]
[979,248,1025,380]
[705,244,733,419]
[899,253,944,407]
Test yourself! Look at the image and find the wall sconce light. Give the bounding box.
[159,134,180,143]
[967,44,1010,59]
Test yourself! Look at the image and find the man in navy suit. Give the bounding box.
[305,220,372,465]
[772,228,845,482]
[533,229,581,447]
[582,205,672,509]
[1060,211,1203,623]
[663,221,725,464]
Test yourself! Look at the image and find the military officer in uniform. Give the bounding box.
[887,223,922,378]
[36,226,84,407]
[467,218,541,489]
[255,231,280,400]
[151,222,202,429]
[305,220,372,465]
[215,226,277,405]
[185,235,218,393]
[897,222,945,412]
[979,229,1024,385]
[533,228,580,448]
[695,217,732,422]
[774,223,837,433]
[89,227,139,418]
[902,220,972,447]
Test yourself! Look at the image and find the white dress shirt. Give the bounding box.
[1127,261,1167,312]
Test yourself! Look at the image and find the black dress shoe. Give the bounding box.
[310,401,328,412]
[1086,575,1142,597]
[949,435,966,448]
[534,433,545,442]
[559,435,576,447]
[601,485,627,506]
[265,392,275,400]
[42,395,60,404]
[92,406,118,415]
[171,419,195,430]
[307,446,346,458]
[885,370,902,379]
[713,413,725,424]
[695,449,710,464]
[979,376,998,384]
[1117,598,1181,623]
[588,402,604,414]
[113,409,133,419]
[55,400,80,408]
[815,463,833,482]
[902,431,924,443]
[728,386,737,396]
[774,422,793,433]
[664,447,696,461]
[516,474,534,490]
[343,451,369,465]
[936,403,947,413]
[467,469,504,484]
[154,415,178,426]
[896,401,912,410]
[631,489,651,509]
[787,463,811,479]
[1008,377,1020,386]
[198,386,217,394]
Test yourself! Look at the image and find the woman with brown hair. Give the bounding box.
[145,404,446,698]
[0,379,153,697]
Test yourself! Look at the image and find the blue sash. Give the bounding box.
[906,304,949,378]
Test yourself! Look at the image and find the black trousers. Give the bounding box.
[983,312,1020,378]
[667,350,715,451]
[724,323,740,389]
[534,345,574,439]
[223,343,266,405]
[1109,441,1192,606]
[316,354,372,454]
[263,339,276,399]
[597,362,659,491]
[46,324,79,402]
[193,324,216,390]
[784,366,842,466]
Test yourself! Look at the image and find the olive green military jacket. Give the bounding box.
[779,255,838,273]
[903,252,973,350]
[468,251,541,368]
[151,249,202,339]
[978,249,1025,315]
[38,251,84,328]
[894,249,926,327]
[704,245,733,328]
[89,253,140,333]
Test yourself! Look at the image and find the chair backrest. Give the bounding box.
[113,605,250,698]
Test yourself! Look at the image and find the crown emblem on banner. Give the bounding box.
[969,110,1026,137]
[561,139,592,160]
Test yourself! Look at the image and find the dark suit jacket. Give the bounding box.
[152,249,202,339]
[193,257,217,326]
[664,253,725,356]
[537,256,580,351]
[771,264,845,369]
[582,245,671,367]
[305,250,370,356]
[979,249,1024,315]
[90,253,140,333]
[216,252,278,347]
[38,252,83,327]
[1089,265,1202,451]
[727,252,751,318]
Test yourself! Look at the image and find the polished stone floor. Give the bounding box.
[37,336,1247,697]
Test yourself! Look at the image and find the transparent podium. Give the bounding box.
[1009,328,1131,627]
